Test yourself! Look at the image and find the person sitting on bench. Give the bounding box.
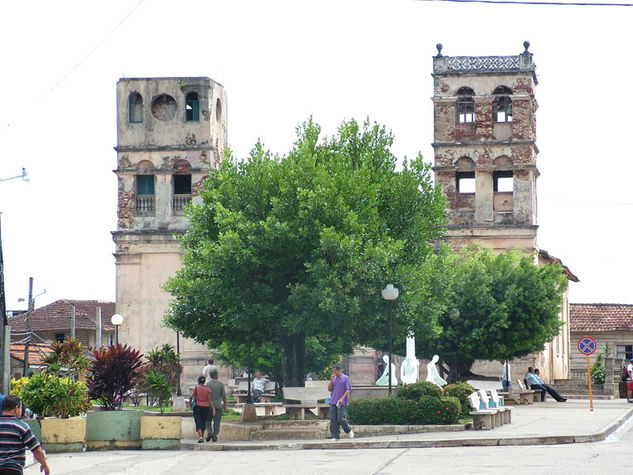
[252,371,269,403]
[525,367,567,402]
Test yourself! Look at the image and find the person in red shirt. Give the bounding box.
[190,376,215,443]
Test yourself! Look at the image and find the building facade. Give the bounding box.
[431,43,574,381]
[112,77,228,383]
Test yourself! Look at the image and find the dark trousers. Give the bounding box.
[531,383,564,402]
[329,404,352,439]
[193,405,210,432]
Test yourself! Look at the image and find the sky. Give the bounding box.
[1,0,632,313]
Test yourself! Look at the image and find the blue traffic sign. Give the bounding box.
[578,336,597,355]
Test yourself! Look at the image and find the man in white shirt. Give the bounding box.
[251,371,268,402]
[203,359,217,384]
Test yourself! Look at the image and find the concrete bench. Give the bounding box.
[235,402,282,416]
[468,392,501,430]
[517,379,541,403]
[479,389,511,424]
[282,387,331,420]
[232,381,276,403]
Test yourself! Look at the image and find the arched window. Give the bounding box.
[456,87,475,124]
[185,92,199,122]
[128,93,143,123]
[493,86,513,123]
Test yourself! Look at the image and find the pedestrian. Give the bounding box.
[190,376,215,443]
[626,358,633,403]
[202,359,217,385]
[327,364,354,441]
[0,395,50,474]
[204,370,226,442]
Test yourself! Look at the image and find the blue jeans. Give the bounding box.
[329,404,352,439]
[531,383,564,402]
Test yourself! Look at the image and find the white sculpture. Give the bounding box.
[400,335,419,384]
[376,354,397,386]
[426,354,447,388]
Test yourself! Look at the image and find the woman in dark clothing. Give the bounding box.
[190,375,215,442]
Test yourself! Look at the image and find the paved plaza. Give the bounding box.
[23,399,633,474]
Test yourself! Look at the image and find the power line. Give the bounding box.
[417,0,633,6]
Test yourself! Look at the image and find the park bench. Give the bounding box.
[517,379,541,403]
[233,381,276,404]
[235,402,283,416]
[478,389,511,424]
[282,386,331,420]
[467,392,500,430]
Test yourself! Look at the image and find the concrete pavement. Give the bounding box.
[181,398,633,450]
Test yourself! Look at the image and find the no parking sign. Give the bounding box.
[578,336,597,411]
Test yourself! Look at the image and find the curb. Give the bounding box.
[180,406,633,452]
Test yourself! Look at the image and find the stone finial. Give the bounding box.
[436,43,443,57]
[523,41,530,53]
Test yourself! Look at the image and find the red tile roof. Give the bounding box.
[8,299,116,333]
[10,343,54,366]
[570,303,633,332]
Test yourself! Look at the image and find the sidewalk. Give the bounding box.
[181,398,633,451]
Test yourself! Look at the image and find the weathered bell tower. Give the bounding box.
[112,77,227,380]
[432,42,538,252]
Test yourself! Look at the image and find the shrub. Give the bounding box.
[347,395,460,425]
[397,380,442,401]
[45,338,90,378]
[21,373,92,418]
[145,370,172,414]
[443,382,476,417]
[10,377,29,396]
[86,343,144,411]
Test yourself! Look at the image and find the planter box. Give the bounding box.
[86,410,142,450]
[40,417,86,453]
[140,415,182,449]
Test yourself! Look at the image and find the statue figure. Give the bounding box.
[426,354,447,388]
[400,335,419,384]
[376,354,397,386]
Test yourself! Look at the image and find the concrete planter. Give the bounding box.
[39,417,86,453]
[140,415,182,449]
[86,410,142,450]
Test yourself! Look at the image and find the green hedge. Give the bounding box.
[347,395,460,425]
[397,380,442,400]
[443,382,476,418]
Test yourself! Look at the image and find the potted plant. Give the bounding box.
[85,343,144,450]
[18,338,93,453]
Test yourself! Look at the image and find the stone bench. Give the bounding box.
[282,387,331,420]
[232,380,275,404]
[235,402,283,416]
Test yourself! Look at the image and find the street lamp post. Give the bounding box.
[110,314,123,345]
[381,284,399,395]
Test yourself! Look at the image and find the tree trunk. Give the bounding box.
[280,333,306,388]
[447,359,476,383]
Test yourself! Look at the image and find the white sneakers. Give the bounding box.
[330,438,339,441]
[349,430,355,439]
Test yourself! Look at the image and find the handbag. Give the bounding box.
[192,387,197,409]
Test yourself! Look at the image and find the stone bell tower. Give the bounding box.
[112,77,227,381]
[432,42,538,252]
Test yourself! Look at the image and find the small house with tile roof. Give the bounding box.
[8,299,116,354]
[569,303,633,382]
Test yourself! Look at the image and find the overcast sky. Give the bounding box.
[1,0,632,312]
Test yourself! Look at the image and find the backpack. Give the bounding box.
[622,366,629,382]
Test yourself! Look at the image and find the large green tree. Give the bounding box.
[420,246,569,382]
[164,118,448,386]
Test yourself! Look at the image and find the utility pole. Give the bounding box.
[22,277,33,377]
[0,216,9,393]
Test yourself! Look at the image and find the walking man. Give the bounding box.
[0,395,50,474]
[327,364,354,440]
[205,370,226,442]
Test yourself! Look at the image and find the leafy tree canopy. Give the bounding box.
[164,117,448,386]
[419,246,569,382]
